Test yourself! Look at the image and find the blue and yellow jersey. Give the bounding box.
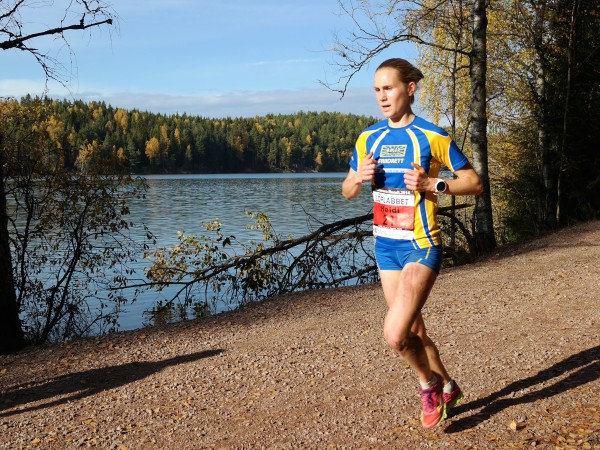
[349,116,469,249]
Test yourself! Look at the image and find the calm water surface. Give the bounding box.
[118,173,373,330]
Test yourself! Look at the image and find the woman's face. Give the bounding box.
[374,67,415,125]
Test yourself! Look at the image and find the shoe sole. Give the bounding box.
[445,390,464,410]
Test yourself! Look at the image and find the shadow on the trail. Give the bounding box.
[0,349,224,417]
[444,345,600,433]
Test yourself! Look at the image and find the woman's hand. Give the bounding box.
[342,151,377,200]
[356,151,377,184]
[403,162,430,192]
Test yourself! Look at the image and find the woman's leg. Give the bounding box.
[379,262,438,385]
[380,262,450,428]
[411,313,451,385]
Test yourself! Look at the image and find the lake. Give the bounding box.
[118,173,374,331]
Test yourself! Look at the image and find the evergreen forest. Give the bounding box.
[16,95,377,174]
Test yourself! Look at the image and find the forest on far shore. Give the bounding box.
[15,95,378,174]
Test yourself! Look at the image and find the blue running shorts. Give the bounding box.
[375,242,444,274]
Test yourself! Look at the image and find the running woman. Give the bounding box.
[342,58,483,428]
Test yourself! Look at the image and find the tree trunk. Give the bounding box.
[470,0,496,253]
[534,0,557,229]
[536,53,554,227]
[0,146,25,354]
[556,0,579,224]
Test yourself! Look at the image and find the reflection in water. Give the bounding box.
[143,300,211,327]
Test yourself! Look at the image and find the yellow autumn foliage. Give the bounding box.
[145,136,160,162]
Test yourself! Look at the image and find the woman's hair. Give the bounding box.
[376,58,424,104]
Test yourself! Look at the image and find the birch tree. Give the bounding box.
[469,0,496,252]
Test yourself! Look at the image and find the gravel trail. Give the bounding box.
[1,221,599,449]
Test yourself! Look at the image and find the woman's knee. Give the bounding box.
[383,328,400,349]
[384,330,423,355]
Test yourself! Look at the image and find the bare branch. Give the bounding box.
[0,0,117,90]
[321,0,471,97]
[0,17,113,50]
[0,0,26,22]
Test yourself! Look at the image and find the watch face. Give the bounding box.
[436,180,446,192]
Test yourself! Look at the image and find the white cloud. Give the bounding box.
[0,79,53,97]
[103,88,380,118]
[1,85,380,119]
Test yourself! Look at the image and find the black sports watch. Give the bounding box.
[434,178,447,195]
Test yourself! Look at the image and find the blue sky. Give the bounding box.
[1,0,416,118]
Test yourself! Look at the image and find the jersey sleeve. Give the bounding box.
[431,134,469,172]
[349,130,371,171]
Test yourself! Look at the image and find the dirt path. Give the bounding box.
[1,221,599,449]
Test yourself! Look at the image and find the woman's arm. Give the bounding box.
[443,163,483,196]
[342,168,363,200]
[404,162,483,196]
[342,151,377,200]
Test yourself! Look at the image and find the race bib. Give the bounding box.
[372,189,415,239]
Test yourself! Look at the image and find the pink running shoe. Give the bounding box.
[418,374,447,429]
[443,380,464,410]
